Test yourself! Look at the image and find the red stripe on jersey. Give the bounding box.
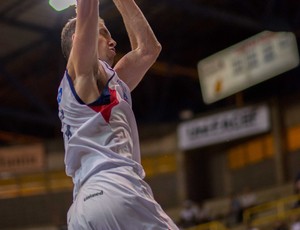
[89,89,119,123]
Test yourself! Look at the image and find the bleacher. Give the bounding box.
[180,182,299,230]
[243,194,300,229]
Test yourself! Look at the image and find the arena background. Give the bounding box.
[0,0,300,229]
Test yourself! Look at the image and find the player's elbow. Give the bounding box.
[153,42,162,58]
[144,42,162,61]
[135,41,162,67]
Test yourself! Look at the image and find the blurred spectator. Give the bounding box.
[291,222,300,230]
[57,225,68,230]
[247,224,260,230]
[178,200,199,228]
[239,187,257,221]
[240,187,257,210]
[293,172,300,208]
[290,216,300,230]
[195,201,211,224]
[294,172,300,193]
[227,192,243,226]
[273,221,288,230]
[226,187,257,227]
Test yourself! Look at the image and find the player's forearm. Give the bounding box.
[76,0,99,44]
[72,0,99,73]
[112,0,161,55]
[76,0,99,30]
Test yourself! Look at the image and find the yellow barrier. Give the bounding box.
[48,170,73,192]
[243,194,300,227]
[186,221,228,230]
[0,171,72,198]
[0,177,20,198]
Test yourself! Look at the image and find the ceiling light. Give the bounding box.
[49,0,76,11]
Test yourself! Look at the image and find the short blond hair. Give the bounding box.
[61,18,76,60]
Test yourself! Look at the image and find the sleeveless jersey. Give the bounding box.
[57,60,145,198]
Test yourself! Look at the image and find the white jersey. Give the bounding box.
[57,60,145,199]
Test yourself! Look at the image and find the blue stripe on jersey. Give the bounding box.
[65,69,115,106]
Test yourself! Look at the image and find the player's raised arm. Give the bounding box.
[67,0,100,81]
[63,0,112,104]
[112,0,162,91]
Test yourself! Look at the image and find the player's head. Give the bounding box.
[61,17,106,60]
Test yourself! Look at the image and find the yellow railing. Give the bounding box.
[243,194,300,227]
[186,221,228,230]
[0,171,72,199]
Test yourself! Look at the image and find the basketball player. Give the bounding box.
[57,0,179,229]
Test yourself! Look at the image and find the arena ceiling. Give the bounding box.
[0,0,300,144]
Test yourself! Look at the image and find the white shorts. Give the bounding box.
[67,166,179,230]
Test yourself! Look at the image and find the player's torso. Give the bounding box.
[57,61,142,181]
